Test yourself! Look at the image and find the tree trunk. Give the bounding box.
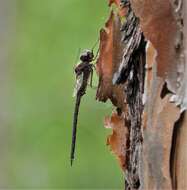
[96,0,187,189]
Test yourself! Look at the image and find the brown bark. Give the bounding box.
[96,0,187,189]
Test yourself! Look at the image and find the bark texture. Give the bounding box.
[96,0,187,189]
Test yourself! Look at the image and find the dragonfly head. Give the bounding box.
[80,49,94,62]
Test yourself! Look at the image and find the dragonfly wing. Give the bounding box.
[73,73,83,97]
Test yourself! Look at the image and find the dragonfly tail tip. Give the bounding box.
[70,158,74,166]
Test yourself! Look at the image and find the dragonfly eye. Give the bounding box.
[80,50,94,62]
[80,54,87,62]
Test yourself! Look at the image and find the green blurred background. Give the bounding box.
[6,0,123,189]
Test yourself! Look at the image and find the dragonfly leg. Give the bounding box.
[89,68,97,89]
[92,64,96,70]
[90,68,93,88]
[92,48,99,62]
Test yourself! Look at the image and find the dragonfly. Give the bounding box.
[70,48,98,166]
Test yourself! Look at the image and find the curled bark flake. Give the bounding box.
[105,112,129,171]
[96,11,127,111]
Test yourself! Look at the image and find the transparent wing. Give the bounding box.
[73,73,83,97]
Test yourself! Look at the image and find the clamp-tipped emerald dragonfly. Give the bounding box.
[70,48,98,166]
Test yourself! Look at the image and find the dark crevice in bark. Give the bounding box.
[113,1,146,189]
[170,111,185,190]
[160,82,173,99]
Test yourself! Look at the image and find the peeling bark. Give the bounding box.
[96,0,187,189]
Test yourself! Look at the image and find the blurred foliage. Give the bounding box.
[9,0,123,189]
